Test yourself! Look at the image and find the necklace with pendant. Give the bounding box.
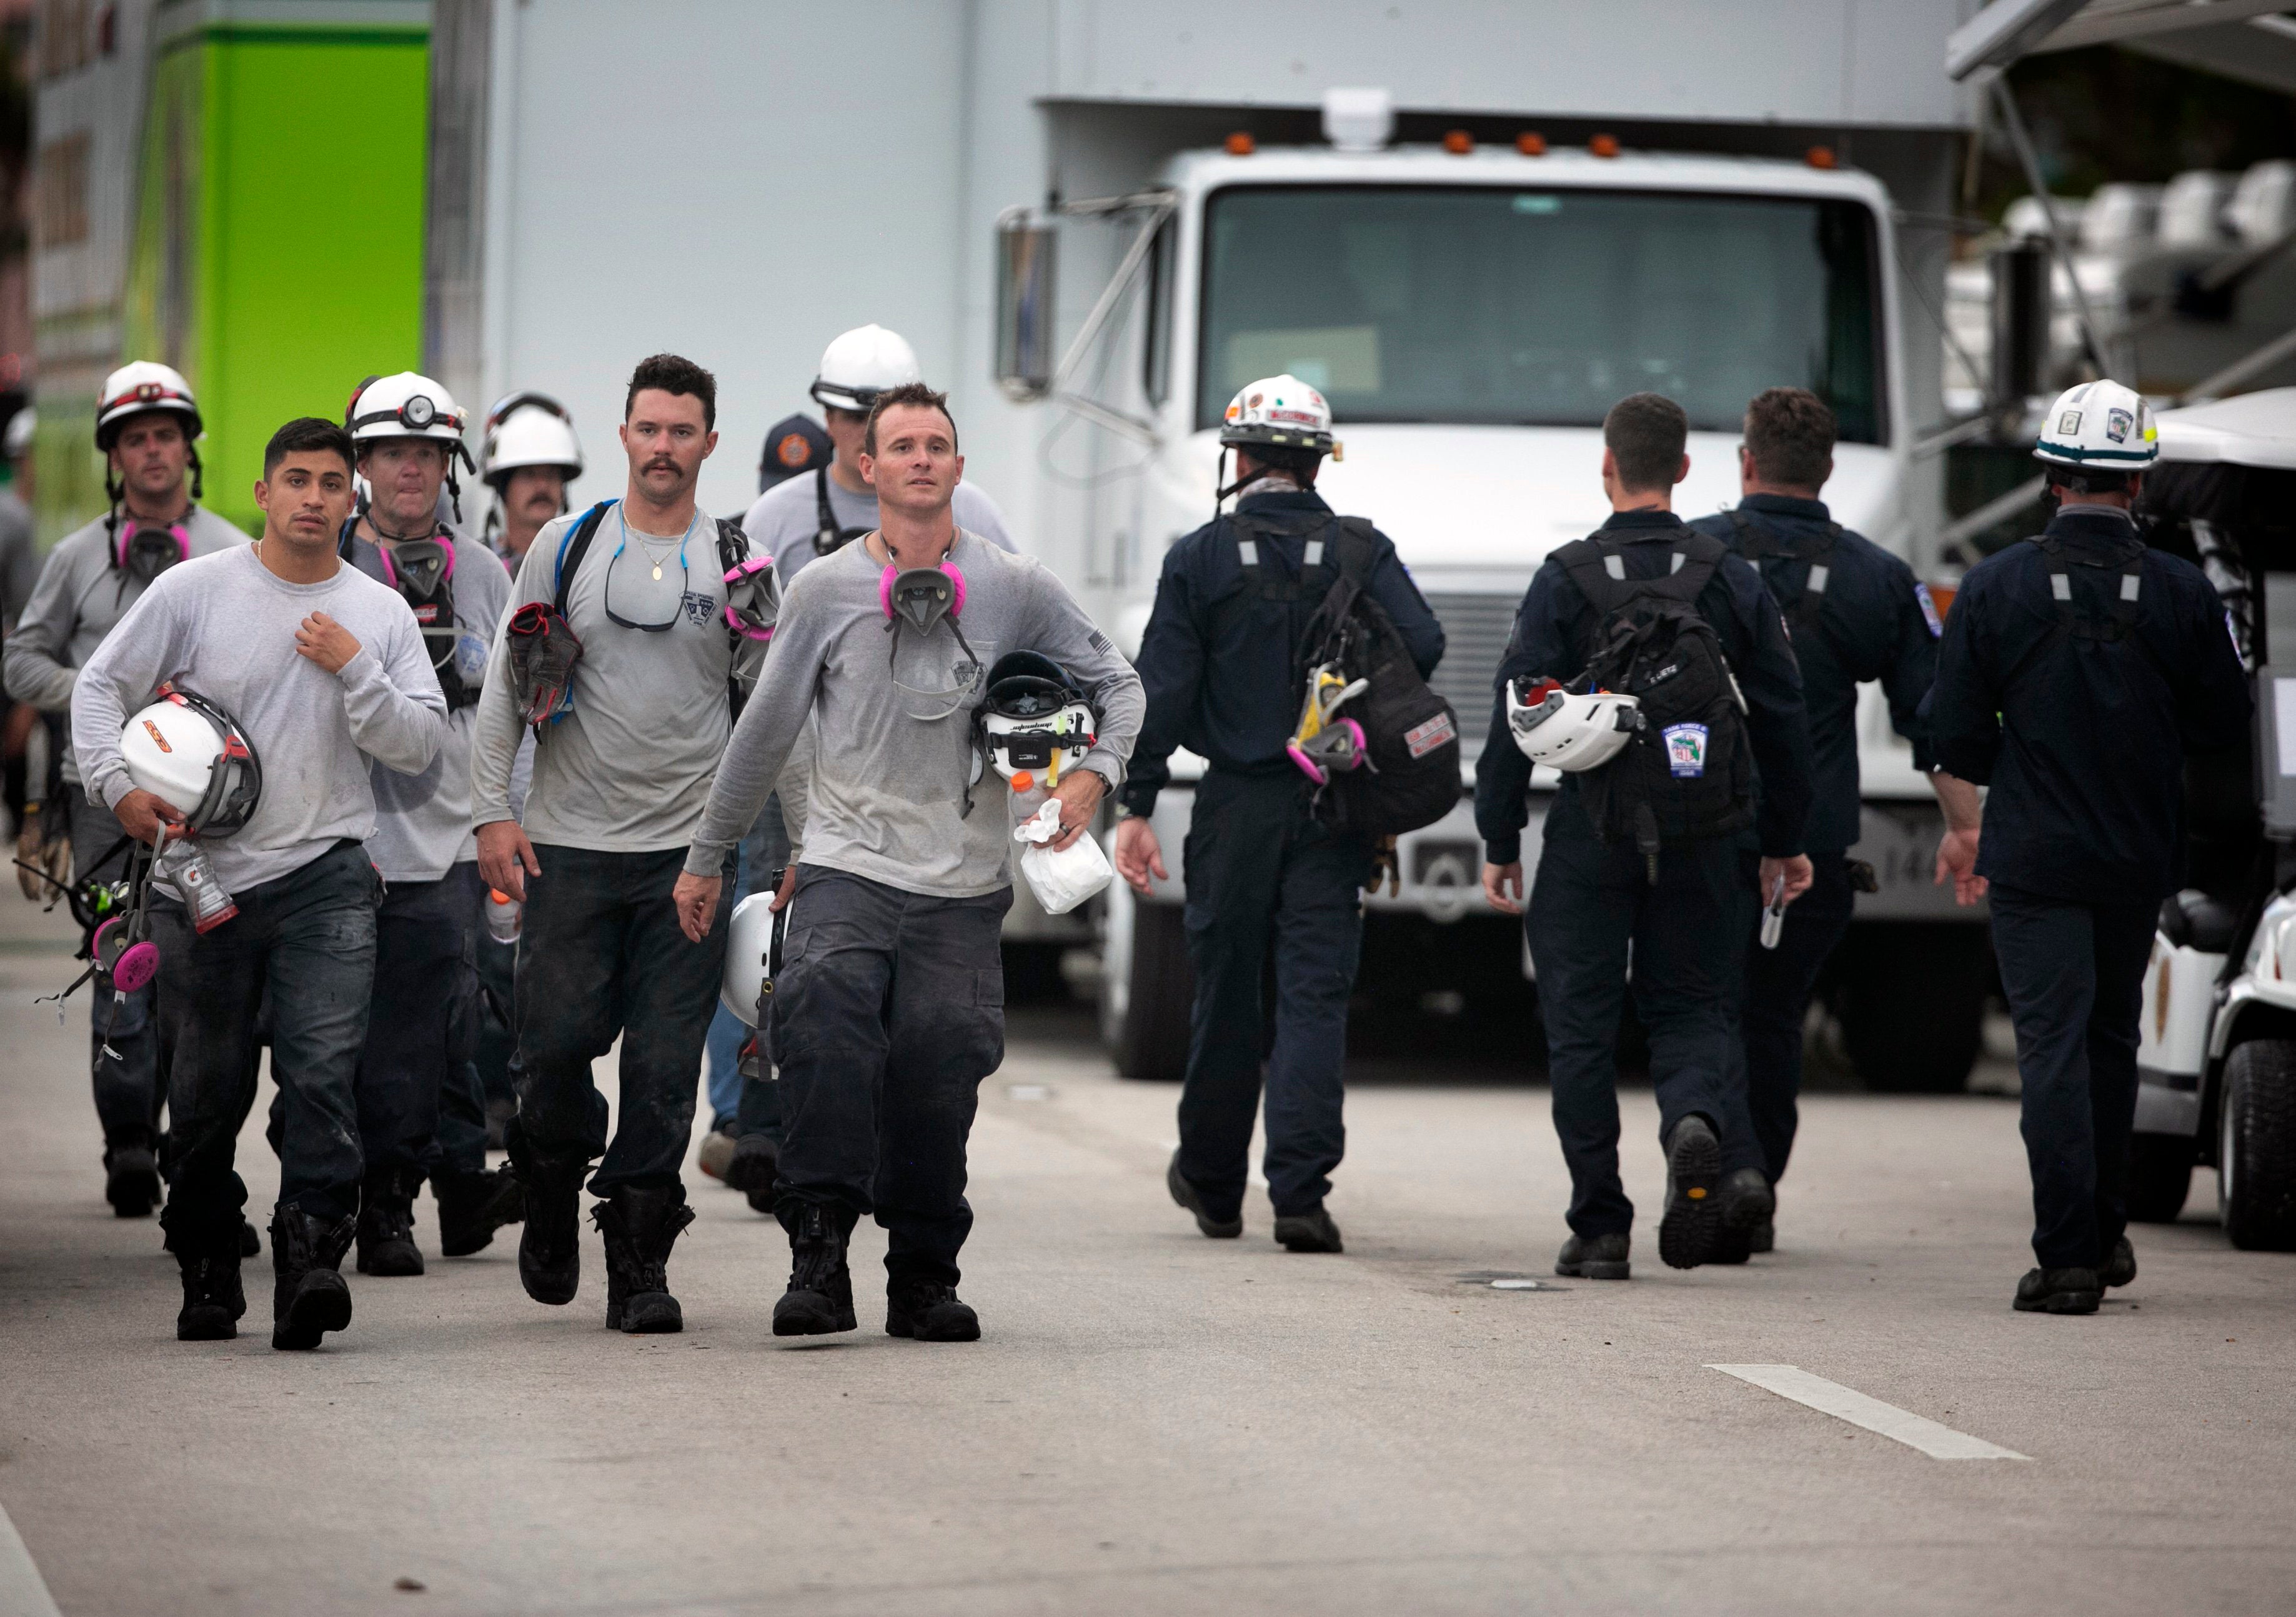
[626,515,683,580]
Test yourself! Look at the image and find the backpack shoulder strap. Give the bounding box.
[1725,508,1833,632]
[553,501,614,617]
[1555,534,1634,615]
[1333,515,1381,585]
[714,517,748,576]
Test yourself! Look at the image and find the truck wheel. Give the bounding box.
[1110,900,1193,1083]
[2124,1132,2195,1223]
[1836,924,1989,1094]
[2219,1040,2296,1251]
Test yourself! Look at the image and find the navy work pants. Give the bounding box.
[768,867,1008,1288]
[1178,770,1373,1222]
[354,861,488,1182]
[1527,797,1759,1240]
[1989,882,2155,1271]
[511,845,730,1194]
[1731,850,1857,1185]
[153,842,380,1242]
[71,785,162,1148]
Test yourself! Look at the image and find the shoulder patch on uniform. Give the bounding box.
[1088,629,1114,658]
[1914,582,1944,638]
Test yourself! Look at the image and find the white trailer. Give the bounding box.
[426,0,1980,1077]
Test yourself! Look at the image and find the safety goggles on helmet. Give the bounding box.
[810,324,923,415]
[482,391,584,487]
[118,684,263,837]
[723,555,781,643]
[96,362,204,450]
[113,519,189,584]
[1506,676,1641,773]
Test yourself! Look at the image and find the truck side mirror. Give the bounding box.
[1989,239,2049,423]
[996,209,1057,401]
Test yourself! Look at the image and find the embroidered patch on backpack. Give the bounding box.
[1662,722,1709,778]
[1914,582,1944,638]
[1404,712,1456,759]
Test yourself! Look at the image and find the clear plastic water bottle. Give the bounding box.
[485,887,523,943]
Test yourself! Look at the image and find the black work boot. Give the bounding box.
[269,1206,356,1351]
[1273,1205,1344,1253]
[104,1132,161,1218]
[174,1229,246,1341]
[1657,1114,1722,1270]
[725,1132,778,1193]
[2014,1266,2102,1315]
[1555,1231,1632,1280]
[1709,1168,1774,1265]
[516,1151,588,1306]
[1747,1220,1776,1255]
[773,1202,857,1336]
[434,1163,525,1258]
[886,1278,981,1341]
[167,1217,261,1256]
[1167,1152,1243,1239]
[593,1185,697,1334]
[2100,1236,2136,1290]
[355,1168,425,1276]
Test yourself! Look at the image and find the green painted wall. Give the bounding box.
[108,21,429,536]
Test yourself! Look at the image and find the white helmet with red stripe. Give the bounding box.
[1218,374,1336,455]
[96,362,202,451]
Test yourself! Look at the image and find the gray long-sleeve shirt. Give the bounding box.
[685,529,1143,898]
[350,529,513,883]
[71,543,448,899]
[3,507,247,784]
[470,502,761,852]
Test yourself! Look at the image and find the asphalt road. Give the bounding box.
[1,897,2291,1617]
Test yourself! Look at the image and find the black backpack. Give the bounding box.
[1275,517,1461,841]
[1555,528,1754,878]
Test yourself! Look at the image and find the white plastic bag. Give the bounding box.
[1012,800,1113,916]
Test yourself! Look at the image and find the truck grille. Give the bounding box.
[1420,591,1523,755]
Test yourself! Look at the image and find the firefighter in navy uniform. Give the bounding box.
[1478,393,1815,1280]
[1688,387,1944,1254]
[1927,380,2248,1316]
[1114,375,1444,1254]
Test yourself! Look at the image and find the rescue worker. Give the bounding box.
[72,415,446,1346]
[1478,393,1814,1279]
[3,363,243,1218]
[1926,379,2248,1316]
[472,354,762,1336]
[754,411,830,496]
[673,381,1142,1343]
[740,325,1018,582]
[482,391,584,567]
[1687,387,1944,1254]
[336,372,521,1274]
[1114,375,1444,1253]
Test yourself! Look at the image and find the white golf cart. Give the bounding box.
[2132,387,2296,1248]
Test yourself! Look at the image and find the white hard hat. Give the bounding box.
[119,685,262,836]
[96,362,202,450]
[4,404,33,460]
[2034,379,2159,470]
[347,371,475,467]
[1507,678,1641,772]
[810,324,922,414]
[977,653,1097,784]
[1219,374,1336,455]
[482,391,583,485]
[720,892,778,1026]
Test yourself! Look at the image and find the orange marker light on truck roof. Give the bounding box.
[1806,145,1838,170]
[1589,134,1620,159]
[1225,131,1255,156]
[1516,131,1546,156]
[1443,129,1473,154]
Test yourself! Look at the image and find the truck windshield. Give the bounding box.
[1198,185,1884,442]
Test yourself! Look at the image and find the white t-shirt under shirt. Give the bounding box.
[69,544,448,898]
[740,468,1016,585]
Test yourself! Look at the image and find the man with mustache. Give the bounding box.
[482,392,584,568]
[472,354,760,1336]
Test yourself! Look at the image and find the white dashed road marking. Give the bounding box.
[0,1501,63,1617]
[1707,1364,2032,1461]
